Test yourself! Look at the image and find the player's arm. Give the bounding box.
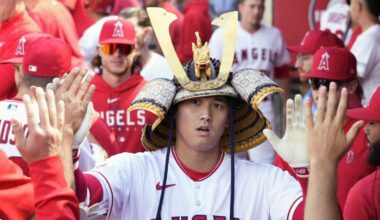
[12,88,79,219]
[304,83,362,220]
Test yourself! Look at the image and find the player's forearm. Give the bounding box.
[29,155,79,220]
[305,161,341,220]
[74,168,104,206]
[62,127,75,190]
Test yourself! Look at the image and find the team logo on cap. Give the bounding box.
[112,20,124,38]
[28,65,37,72]
[15,36,26,56]
[318,52,330,71]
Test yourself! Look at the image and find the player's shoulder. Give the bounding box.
[258,24,283,35]
[233,156,286,175]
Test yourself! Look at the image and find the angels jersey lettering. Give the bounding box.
[0,100,28,157]
[209,23,290,77]
[99,109,146,127]
[85,148,303,219]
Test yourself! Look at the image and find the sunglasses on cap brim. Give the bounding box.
[308,78,351,91]
[100,43,134,56]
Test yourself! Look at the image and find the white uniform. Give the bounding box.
[320,2,351,44]
[0,99,102,171]
[140,51,173,81]
[84,147,303,219]
[208,23,290,163]
[350,24,380,105]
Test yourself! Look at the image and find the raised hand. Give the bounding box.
[264,94,309,171]
[54,67,95,133]
[305,82,363,165]
[11,88,65,164]
[54,68,95,146]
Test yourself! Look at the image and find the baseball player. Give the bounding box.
[208,0,291,163]
[349,0,380,105]
[0,34,72,175]
[0,34,97,176]
[70,9,305,220]
[8,87,80,220]
[287,30,344,113]
[89,18,156,156]
[267,47,376,211]
[305,87,380,220]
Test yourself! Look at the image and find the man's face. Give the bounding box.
[99,43,135,76]
[175,96,229,153]
[349,0,361,23]
[238,0,265,29]
[364,122,380,165]
[295,53,314,82]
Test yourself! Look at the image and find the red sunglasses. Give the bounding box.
[101,43,134,55]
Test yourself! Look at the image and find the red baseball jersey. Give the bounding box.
[90,74,156,155]
[343,169,380,220]
[28,1,83,67]
[0,12,41,100]
[275,118,376,211]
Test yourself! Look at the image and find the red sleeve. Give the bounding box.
[0,65,17,101]
[90,117,120,156]
[74,168,104,205]
[0,150,34,220]
[274,64,290,79]
[178,12,212,63]
[29,156,79,220]
[274,154,309,195]
[291,200,304,220]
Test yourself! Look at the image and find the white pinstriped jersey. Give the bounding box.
[208,23,290,78]
[85,147,303,219]
[0,99,26,157]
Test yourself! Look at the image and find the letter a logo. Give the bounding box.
[318,52,330,71]
[112,21,124,38]
[15,36,26,56]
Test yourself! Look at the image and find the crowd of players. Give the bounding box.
[0,0,379,219]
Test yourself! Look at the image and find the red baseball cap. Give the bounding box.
[346,87,380,121]
[99,18,136,45]
[307,47,357,80]
[0,33,47,64]
[0,35,71,78]
[288,30,344,54]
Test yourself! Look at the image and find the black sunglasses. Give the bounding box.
[308,78,348,91]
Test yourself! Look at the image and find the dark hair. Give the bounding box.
[20,73,55,88]
[364,0,380,17]
[119,7,151,28]
[368,140,380,166]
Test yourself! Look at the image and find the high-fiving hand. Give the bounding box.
[264,94,309,173]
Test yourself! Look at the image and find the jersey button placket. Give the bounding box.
[194,183,201,207]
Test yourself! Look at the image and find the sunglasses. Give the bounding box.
[308,78,349,91]
[101,43,134,56]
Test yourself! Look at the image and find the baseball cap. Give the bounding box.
[0,35,71,77]
[99,18,136,45]
[307,47,357,80]
[0,33,47,64]
[288,30,344,54]
[346,87,380,121]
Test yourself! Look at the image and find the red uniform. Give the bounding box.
[178,0,212,63]
[343,169,380,220]
[275,119,376,210]
[0,12,40,100]
[28,1,83,67]
[90,74,155,155]
[161,1,183,54]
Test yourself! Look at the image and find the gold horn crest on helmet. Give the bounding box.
[146,7,237,91]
